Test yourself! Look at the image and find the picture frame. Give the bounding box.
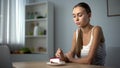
[107,0,120,17]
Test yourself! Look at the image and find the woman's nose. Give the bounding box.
[75,16,79,21]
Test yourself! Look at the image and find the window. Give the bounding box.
[0,0,25,49]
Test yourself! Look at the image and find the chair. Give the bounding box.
[0,45,13,68]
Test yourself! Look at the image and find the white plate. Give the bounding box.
[46,61,66,66]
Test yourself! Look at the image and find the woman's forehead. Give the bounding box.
[73,7,86,14]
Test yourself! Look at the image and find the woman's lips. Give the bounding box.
[75,22,80,25]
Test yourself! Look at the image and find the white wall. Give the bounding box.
[34,0,120,67]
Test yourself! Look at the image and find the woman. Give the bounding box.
[55,2,106,65]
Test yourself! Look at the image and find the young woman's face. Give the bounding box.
[72,6,91,28]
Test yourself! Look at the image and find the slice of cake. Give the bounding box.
[50,57,61,63]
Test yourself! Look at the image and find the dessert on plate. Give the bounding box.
[46,57,66,66]
[50,57,61,63]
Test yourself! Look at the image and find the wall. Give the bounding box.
[50,0,120,67]
[33,0,120,67]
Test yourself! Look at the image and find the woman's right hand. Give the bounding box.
[55,48,65,61]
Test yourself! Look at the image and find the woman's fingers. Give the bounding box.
[55,48,61,57]
[56,52,60,57]
[55,48,63,58]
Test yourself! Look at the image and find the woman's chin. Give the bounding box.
[77,25,81,28]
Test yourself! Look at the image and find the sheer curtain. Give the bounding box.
[0,0,25,49]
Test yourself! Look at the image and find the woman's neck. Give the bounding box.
[80,24,93,33]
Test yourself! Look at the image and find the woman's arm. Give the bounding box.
[67,26,103,64]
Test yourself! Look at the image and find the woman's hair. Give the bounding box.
[73,2,91,57]
[75,29,83,57]
[73,2,91,14]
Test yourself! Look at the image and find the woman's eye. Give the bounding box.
[78,14,82,17]
[73,15,76,18]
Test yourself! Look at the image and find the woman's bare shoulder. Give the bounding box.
[73,29,78,35]
[94,25,102,29]
[93,26,102,32]
[92,26,103,39]
[94,26,105,42]
[73,31,76,38]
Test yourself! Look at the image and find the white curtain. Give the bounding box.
[0,0,25,49]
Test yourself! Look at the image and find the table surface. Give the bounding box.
[13,61,111,68]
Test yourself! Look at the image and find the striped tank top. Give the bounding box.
[76,27,106,65]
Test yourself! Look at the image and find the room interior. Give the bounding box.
[0,0,120,68]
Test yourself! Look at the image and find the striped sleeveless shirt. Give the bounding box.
[76,27,106,65]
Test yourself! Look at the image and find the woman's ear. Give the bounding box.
[88,13,91,18]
